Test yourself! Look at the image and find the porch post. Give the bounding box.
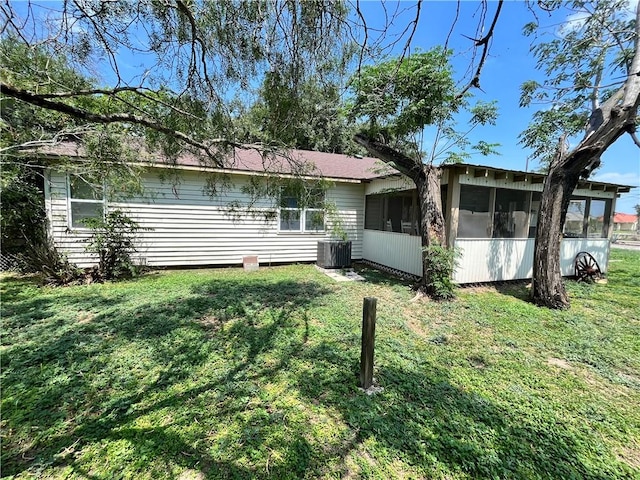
[445,171,461,248]
[607,194,618,239]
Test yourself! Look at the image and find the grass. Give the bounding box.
[1,249,639,479]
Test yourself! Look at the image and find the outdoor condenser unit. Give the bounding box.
[316,240,352,269]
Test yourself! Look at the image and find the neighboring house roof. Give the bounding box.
[613,212,638,224]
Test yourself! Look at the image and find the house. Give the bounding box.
[43,146,633,283]
[612,212,638,232]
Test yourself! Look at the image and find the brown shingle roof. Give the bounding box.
[174,148,395,181]
[34,142,396,181]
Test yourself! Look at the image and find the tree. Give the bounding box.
[0,1,351,164]
[520,0,640,309]
[2,0,502,294]
[0,1,361,273]
[237,71,361,155]
[350,48,499,299]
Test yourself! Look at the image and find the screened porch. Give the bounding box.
[360,165,628,283]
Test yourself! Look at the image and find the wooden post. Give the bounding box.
[360,297,377,389]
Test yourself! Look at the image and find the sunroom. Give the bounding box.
[361,164,631,284]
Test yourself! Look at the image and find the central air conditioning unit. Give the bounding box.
[316,240,352,269]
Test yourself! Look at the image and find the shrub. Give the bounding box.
[84,210,146,280]
[26,235,82,285]
[0,166,46,257]
[423,244,459,300]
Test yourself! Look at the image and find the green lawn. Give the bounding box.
[2,249,639,479]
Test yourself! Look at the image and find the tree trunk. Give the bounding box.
[532,106,639,309]
[531,164,580,309]
[417,165,446,247]
[533,0,640,309]
[354,134,447,295]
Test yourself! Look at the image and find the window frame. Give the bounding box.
[278,185,326,234]
[67,174,106,230]
[562,195,611,239]
[364,189,420,235]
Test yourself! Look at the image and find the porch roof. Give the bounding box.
[442,163,634,194]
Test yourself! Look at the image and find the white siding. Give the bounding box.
[361,234,610,283]
[362,230,423,276]
[47,169,365,268]
[453,239,535,283]
[453,238,610,283]
[365,176,414,195]
[559,238,610,275]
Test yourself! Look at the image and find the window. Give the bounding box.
[587,199,607,238]
[562,197,611,238]
[493,188,529,238]
[528,192,541,238]
[458,185,491,238]
[364,189,419,235]
[69,175,104,228]
[279,185,325,232]
[564,199,586,237]
[365,195,384,230]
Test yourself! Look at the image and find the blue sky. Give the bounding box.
[355,1,639,213]
[12,1,639,212]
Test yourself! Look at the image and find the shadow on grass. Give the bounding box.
[491,281,531,302]
[2,270,633,479]
[353,262,416,288]
[294,344,628,479]
[1,274,331,478]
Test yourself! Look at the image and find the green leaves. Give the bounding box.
[520,0,636,168]
[84,210,147,281]
[469,101,499,126]
[349,50,499,164]
[349,49,458,138]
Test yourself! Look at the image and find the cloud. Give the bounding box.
[560,11,589,34]
[560,2,636,36]
[592,171,640,187]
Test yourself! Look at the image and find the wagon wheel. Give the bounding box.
[574,251,602,283]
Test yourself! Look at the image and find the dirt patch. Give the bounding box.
[463,285,499,294]
[547,357,573,370]
[618,445,640,469]
[468,355,487,369]
[178,469,205,480]
[197,315,224,335]
[406,316,430,337]
[77,311,95,324]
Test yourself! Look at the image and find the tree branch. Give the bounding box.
[398,0,422,61]
[1,81,240,164]
[354,133,422,181]
[354,0,368,74]
[628,128,640,148]
[35,87,203,119]
[36,86,146,98]
[456,0,503,99]
[443,0,461,52]
[175,0,215,98]
[0,126,96,154]
[622,0,640,109]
